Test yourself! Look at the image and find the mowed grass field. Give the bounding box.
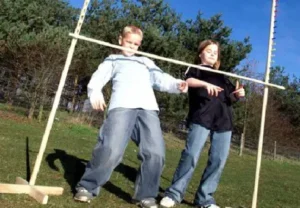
[0,104,300,208]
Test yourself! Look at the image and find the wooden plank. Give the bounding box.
[1,180,49,204]
[29,186,48,204]
[0,180,63,197]
[34,186,63,195]
[15,177,63,195]
[15,177,28,185]
[70,33,286,90]
[0,183,30,194]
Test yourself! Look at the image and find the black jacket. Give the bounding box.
[185,66,236,132]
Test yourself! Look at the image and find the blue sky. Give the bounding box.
[163,0,300,79]
[69,0,300,79]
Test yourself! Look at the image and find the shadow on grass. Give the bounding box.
[24,139,194,206]
[45,149,87,193]
[25,137,31,181]
[45,149,167,204]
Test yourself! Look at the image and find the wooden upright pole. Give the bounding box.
[251,0,278,207]
[0,0,91,205]
[29,0,91,186]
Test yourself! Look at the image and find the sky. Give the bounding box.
[69,0,300,79]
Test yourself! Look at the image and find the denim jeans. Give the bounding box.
[77,108,165,201]
[165,123,231,206]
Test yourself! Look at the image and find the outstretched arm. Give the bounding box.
[186,78,224,97]
[144,58,187,93]
[150,68,187,93]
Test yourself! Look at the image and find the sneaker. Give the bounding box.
[135,198,158,208]
[160,196,176,208]
[73,187,93,203]
[199,204,220,208]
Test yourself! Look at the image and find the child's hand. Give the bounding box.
[90,94,107,111]
[232,80,245,98]
[178,81,188,93]
[204,82,224,97]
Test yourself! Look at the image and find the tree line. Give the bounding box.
[0,0,299,155]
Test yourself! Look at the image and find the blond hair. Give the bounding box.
[195,40,221,69]
[121,25,143,39]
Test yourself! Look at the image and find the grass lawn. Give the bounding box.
[0,104,300,208]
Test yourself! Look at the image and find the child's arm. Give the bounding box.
[230,80,245,102]
[87,56,114,111]
[185,67,223,96]
[150,68,188,93]
[144,58,187,93]
[186,78,223,97]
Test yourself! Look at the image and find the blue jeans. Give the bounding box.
[165,123,231,206]
[77,108,165,201]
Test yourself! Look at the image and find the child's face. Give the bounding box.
[199,44,218,67]
[119,33,142,56]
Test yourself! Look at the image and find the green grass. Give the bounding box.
[0,106,300,208]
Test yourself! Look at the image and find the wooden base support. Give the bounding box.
[0,177,63,204]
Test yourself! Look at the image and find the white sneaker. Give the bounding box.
[200,204,220,208]
[138,198,158,208]
[160,196,176,207]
